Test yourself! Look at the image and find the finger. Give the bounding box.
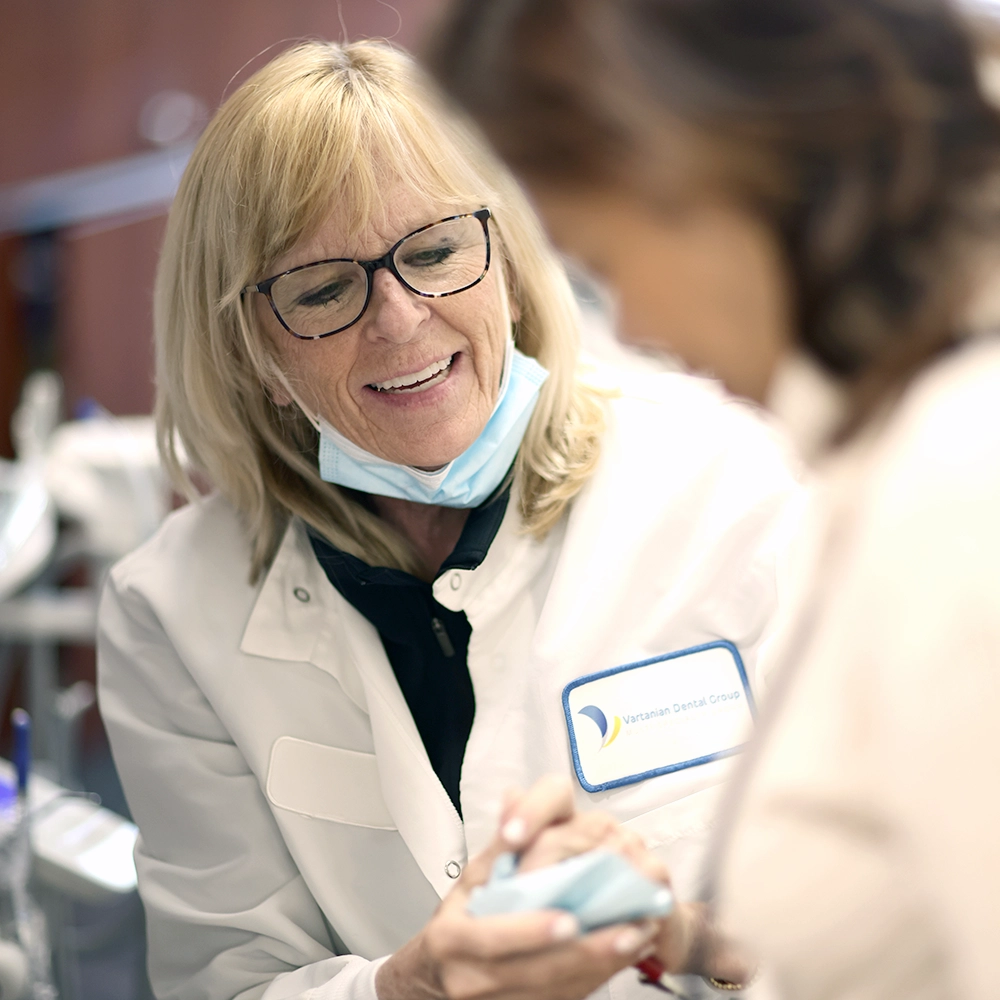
[601,828,672,886]
[604,827,647,862]
[500,786,523,815]
[665,901,757,982]
[442,920,661,1000]
[516,811,618,871]
[498,774,575,850]
[426,907,581,963]
[516,812,672,888]
[453,846,505,892]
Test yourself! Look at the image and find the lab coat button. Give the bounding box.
[445,861,462,879]
[293,587,311,603]
[449,573,462,591]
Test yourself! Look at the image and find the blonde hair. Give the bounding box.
[155,39,604,581]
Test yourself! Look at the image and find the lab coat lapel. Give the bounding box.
[341,616,469,899]
[242,519,466,899]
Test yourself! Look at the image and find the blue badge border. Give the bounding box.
[562,640,756,794]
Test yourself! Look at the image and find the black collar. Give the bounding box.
[309,485,511,588]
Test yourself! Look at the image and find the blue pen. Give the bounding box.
[11,709,31,799]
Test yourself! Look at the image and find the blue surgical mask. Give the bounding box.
[285,339,549,508]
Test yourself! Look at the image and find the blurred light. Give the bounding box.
[0,144,193,236]
[138,89,207,147]
[979,57,1000,106]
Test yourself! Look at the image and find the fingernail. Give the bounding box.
[637,943,658,961]
[551,913,580,942]
[614,923,658,955]
[501,817,527,847]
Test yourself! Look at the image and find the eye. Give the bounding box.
[400,244,455,268]
[295,278,354,308]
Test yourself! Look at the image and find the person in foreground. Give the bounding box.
[96,39,798,1000]
[432,0,1000,997]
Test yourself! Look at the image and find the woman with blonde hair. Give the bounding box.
[97,38,797,1000]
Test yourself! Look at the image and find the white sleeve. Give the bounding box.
[719,365,1000,1000]
[873,439,1000,999]
[97,568,386,1000]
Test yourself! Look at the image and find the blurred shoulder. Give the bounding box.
[581,361,803,490]
[854,336,1000,536]
[878,335,1000,472]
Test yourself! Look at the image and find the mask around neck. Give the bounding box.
[277,337,550,508]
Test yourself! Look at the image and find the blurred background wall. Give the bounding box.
[0,0,445,458]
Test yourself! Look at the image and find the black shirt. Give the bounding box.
[309,488,509,817]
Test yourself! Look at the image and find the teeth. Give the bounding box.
[371,356,452,392]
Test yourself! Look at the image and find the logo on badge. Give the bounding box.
[577,705,622,749]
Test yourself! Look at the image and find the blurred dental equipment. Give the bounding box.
[0,372,171,784]
[0,370,168,1000]
[43,403,167,564]
[0,708,139,1000]
[0,375,58,607]
[0,709,57,1000]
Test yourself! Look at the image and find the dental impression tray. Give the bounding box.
[466,849,673,931]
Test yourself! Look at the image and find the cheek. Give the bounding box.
[279,335,359,416]
[461,282,510,369]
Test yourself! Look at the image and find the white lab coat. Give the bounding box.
[97,370,802,1000]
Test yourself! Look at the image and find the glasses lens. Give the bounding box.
[394,215,488,296]
[270,261,368,337]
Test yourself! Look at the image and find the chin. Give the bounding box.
[396,431,480,469]
[401,449,466,469]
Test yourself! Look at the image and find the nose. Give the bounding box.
[361,267,429,343]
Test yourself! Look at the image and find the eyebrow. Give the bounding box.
[281,213,457,270]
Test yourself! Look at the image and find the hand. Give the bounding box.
[499,779,669,885]
[653,901,757,986]
[497,778,757,987]
[375,776,662,1000]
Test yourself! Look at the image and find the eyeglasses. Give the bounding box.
[245,208,492,340]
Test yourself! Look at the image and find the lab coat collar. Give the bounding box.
[765,350,849,464]
[239,518,337,667]
[430,481,543,620]
[240,517,468,898]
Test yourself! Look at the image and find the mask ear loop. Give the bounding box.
[490,284,517,416]
[240,288,324,433]
[269,366,322,434]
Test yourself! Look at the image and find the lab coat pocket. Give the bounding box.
[266,736,397,830]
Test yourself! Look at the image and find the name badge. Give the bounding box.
[563,641,755,793]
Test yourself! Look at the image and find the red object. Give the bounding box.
[636,956,667,983]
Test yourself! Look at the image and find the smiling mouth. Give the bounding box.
[369,355,455,393]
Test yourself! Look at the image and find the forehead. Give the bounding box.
[278,182,477,270]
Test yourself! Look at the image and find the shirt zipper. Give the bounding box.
[431,617,456,657]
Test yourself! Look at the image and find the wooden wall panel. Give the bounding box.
[60,215,167,416]
[0,0,444,185]
[0,0,445,424]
